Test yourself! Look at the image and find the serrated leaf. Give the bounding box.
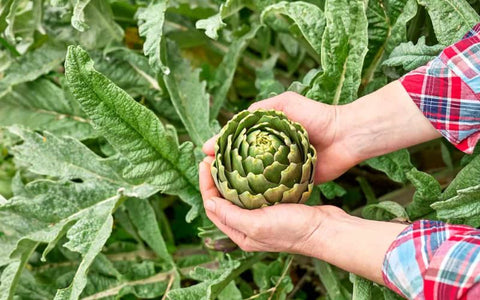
[442,155,480,201]
[210,25,261,119]
[163,40,214,146]
[136,0,168,74]
[168,253,266,300]
[195,0,244,40]
[383,37,445,71]
[362,201,408,221]
[0,43,66,96]
[432,184,480,220]
[261,1,326,56]
[65,45,202,221]
[405,168,442,220]
[124,198,176,269]
[71,0,92,31]
[362,0,418,90]
[365,149,414,183]
[255,54,284,100]
[4,0,43,54]
[313,259,351,300]
[417,0,480,45]
[0,79,96,140]
[0,126,158,299]
[306,0,368,105]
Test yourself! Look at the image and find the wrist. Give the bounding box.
[336,81,441,162]
[301,206,408,285]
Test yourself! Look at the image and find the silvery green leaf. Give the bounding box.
[136,0,169,74]
[417,0,480,45]
[163,41,215,147]
[365,149,414,183]
[405,168,442,220]
[65,46,201,221]
[196,0,244,39]
[261,1,326,56]
[255,54,284,100]
[362,0,418,90]
[383,37,445,71]
[71,0,92,31]
[432,184,480,220]
[0,79,96,140]
[362,201,408,221]
[210,25,261,119]
[306,0,368,105]
[0,43,66,96]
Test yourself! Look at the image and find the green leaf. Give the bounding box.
[65,45,202,221]
[163,40,215,146]
[405,168,442,220]
[72,0,93,31]
[124,198,176,270]
[0,79,96,140]
[136,0,168,74]
[260,1,326,56]
[70,0,123,49]
[168,253,267,300]
[362,0,418,90]
[365,149,414,183]
[0,43,66,96]
[195,0,244,40]
[362,201,408,221]
[441,155,480,201]
[417,0,480,45]
[313,259,351,300]
[0,126,158,299]
[318,181,346,200]
[351,274,372,300]
[254,54,285,100]
[432,184,480,220]
[383,37,445,71]
[4,0,43,54]
[306,0,368,105]
[210,25,261,119]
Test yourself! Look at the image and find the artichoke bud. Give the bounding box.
[211,110,317,209]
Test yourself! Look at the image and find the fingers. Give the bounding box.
[202,134,218,156]
[199,157,219,200]
[248,92,330,138]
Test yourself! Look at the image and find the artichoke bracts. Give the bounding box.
[211,110,317,209]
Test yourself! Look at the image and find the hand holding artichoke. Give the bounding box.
[211,110,317,209]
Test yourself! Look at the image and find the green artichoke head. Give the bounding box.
[211,109,317,209]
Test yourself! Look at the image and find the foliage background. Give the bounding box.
[0,0,480,299]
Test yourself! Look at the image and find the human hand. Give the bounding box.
[202,91,360,183]
[199,155,348,255]
[199,156,406,284]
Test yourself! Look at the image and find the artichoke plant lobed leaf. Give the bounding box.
[212,110,317,209]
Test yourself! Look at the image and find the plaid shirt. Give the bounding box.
[382,25,480,299]
[400,24,480,153]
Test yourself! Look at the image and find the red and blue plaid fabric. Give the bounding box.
[383,220,480,300]
[400,24,480,153]
[383,25,480,299]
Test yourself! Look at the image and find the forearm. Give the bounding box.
[302,208,407,285]
[338,80,441,162]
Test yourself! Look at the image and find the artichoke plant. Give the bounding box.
[211,110,317,209]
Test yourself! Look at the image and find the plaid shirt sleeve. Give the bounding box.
[400,24,480,154]
[382,220,480,300]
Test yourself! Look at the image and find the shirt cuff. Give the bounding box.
[400,24,480,154]
[382,220,480,299]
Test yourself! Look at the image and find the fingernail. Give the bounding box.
[205,199,216,212]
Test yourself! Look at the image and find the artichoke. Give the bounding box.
[211,110,317,209]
